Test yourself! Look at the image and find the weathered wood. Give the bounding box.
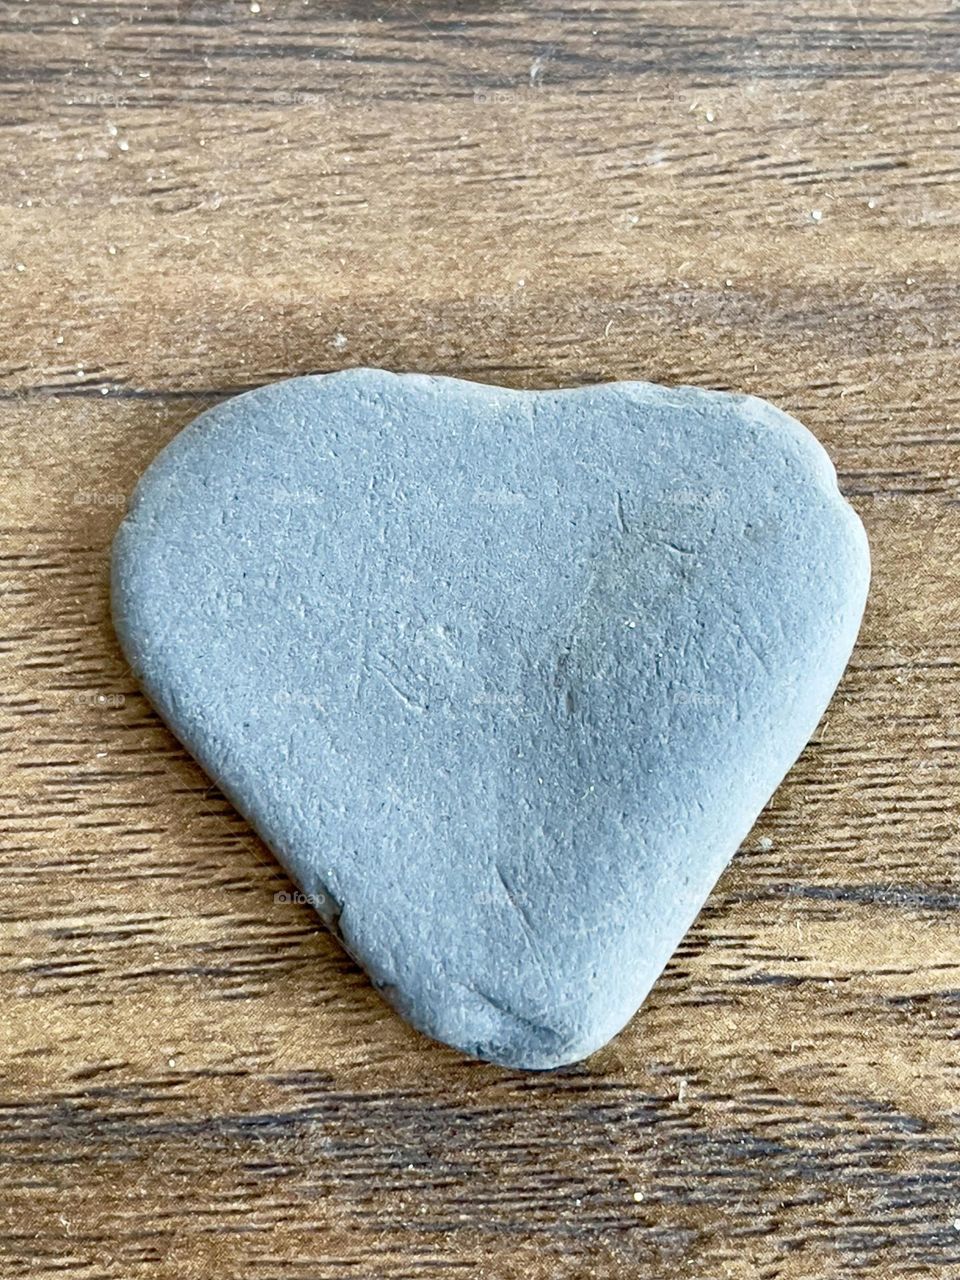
[1,3,958,1277]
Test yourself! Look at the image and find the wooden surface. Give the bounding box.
[1,2,959,1277]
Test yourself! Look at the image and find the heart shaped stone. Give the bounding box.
[113,369,869,1068]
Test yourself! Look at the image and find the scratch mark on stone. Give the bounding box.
[454,978,562,1047]
[553,648,576,719]
[660,539,695,557]
[375,669,427,712]
[494,862,550,981]
[616,490,629,536]
[728,616,772,676]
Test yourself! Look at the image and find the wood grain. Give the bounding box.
[1,3,958,1277]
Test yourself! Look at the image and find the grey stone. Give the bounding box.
[112,369,870,1068]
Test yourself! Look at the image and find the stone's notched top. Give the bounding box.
[112,369,870,1069]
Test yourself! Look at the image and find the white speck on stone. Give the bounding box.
[55,335,64,345]
[705,110,715,123]
[70,14,80,24]
[14,262,25,272]
[107,244,117,255]
[632,1190,644,1202]
[811,208,823,223]
[725,278,733,287]
[117,139,129,152]
[678,1078,687,1102]
[758,835,774,851]
[250,1,261,11]
[867,198,877,209]
[332,332,348,350]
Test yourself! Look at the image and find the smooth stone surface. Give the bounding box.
[112,369,870,1069]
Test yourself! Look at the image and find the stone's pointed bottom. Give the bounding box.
[112,368,870,1070]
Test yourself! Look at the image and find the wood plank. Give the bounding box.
[1,3,958,1277]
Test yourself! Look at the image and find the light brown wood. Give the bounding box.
[1,3,958,1277]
